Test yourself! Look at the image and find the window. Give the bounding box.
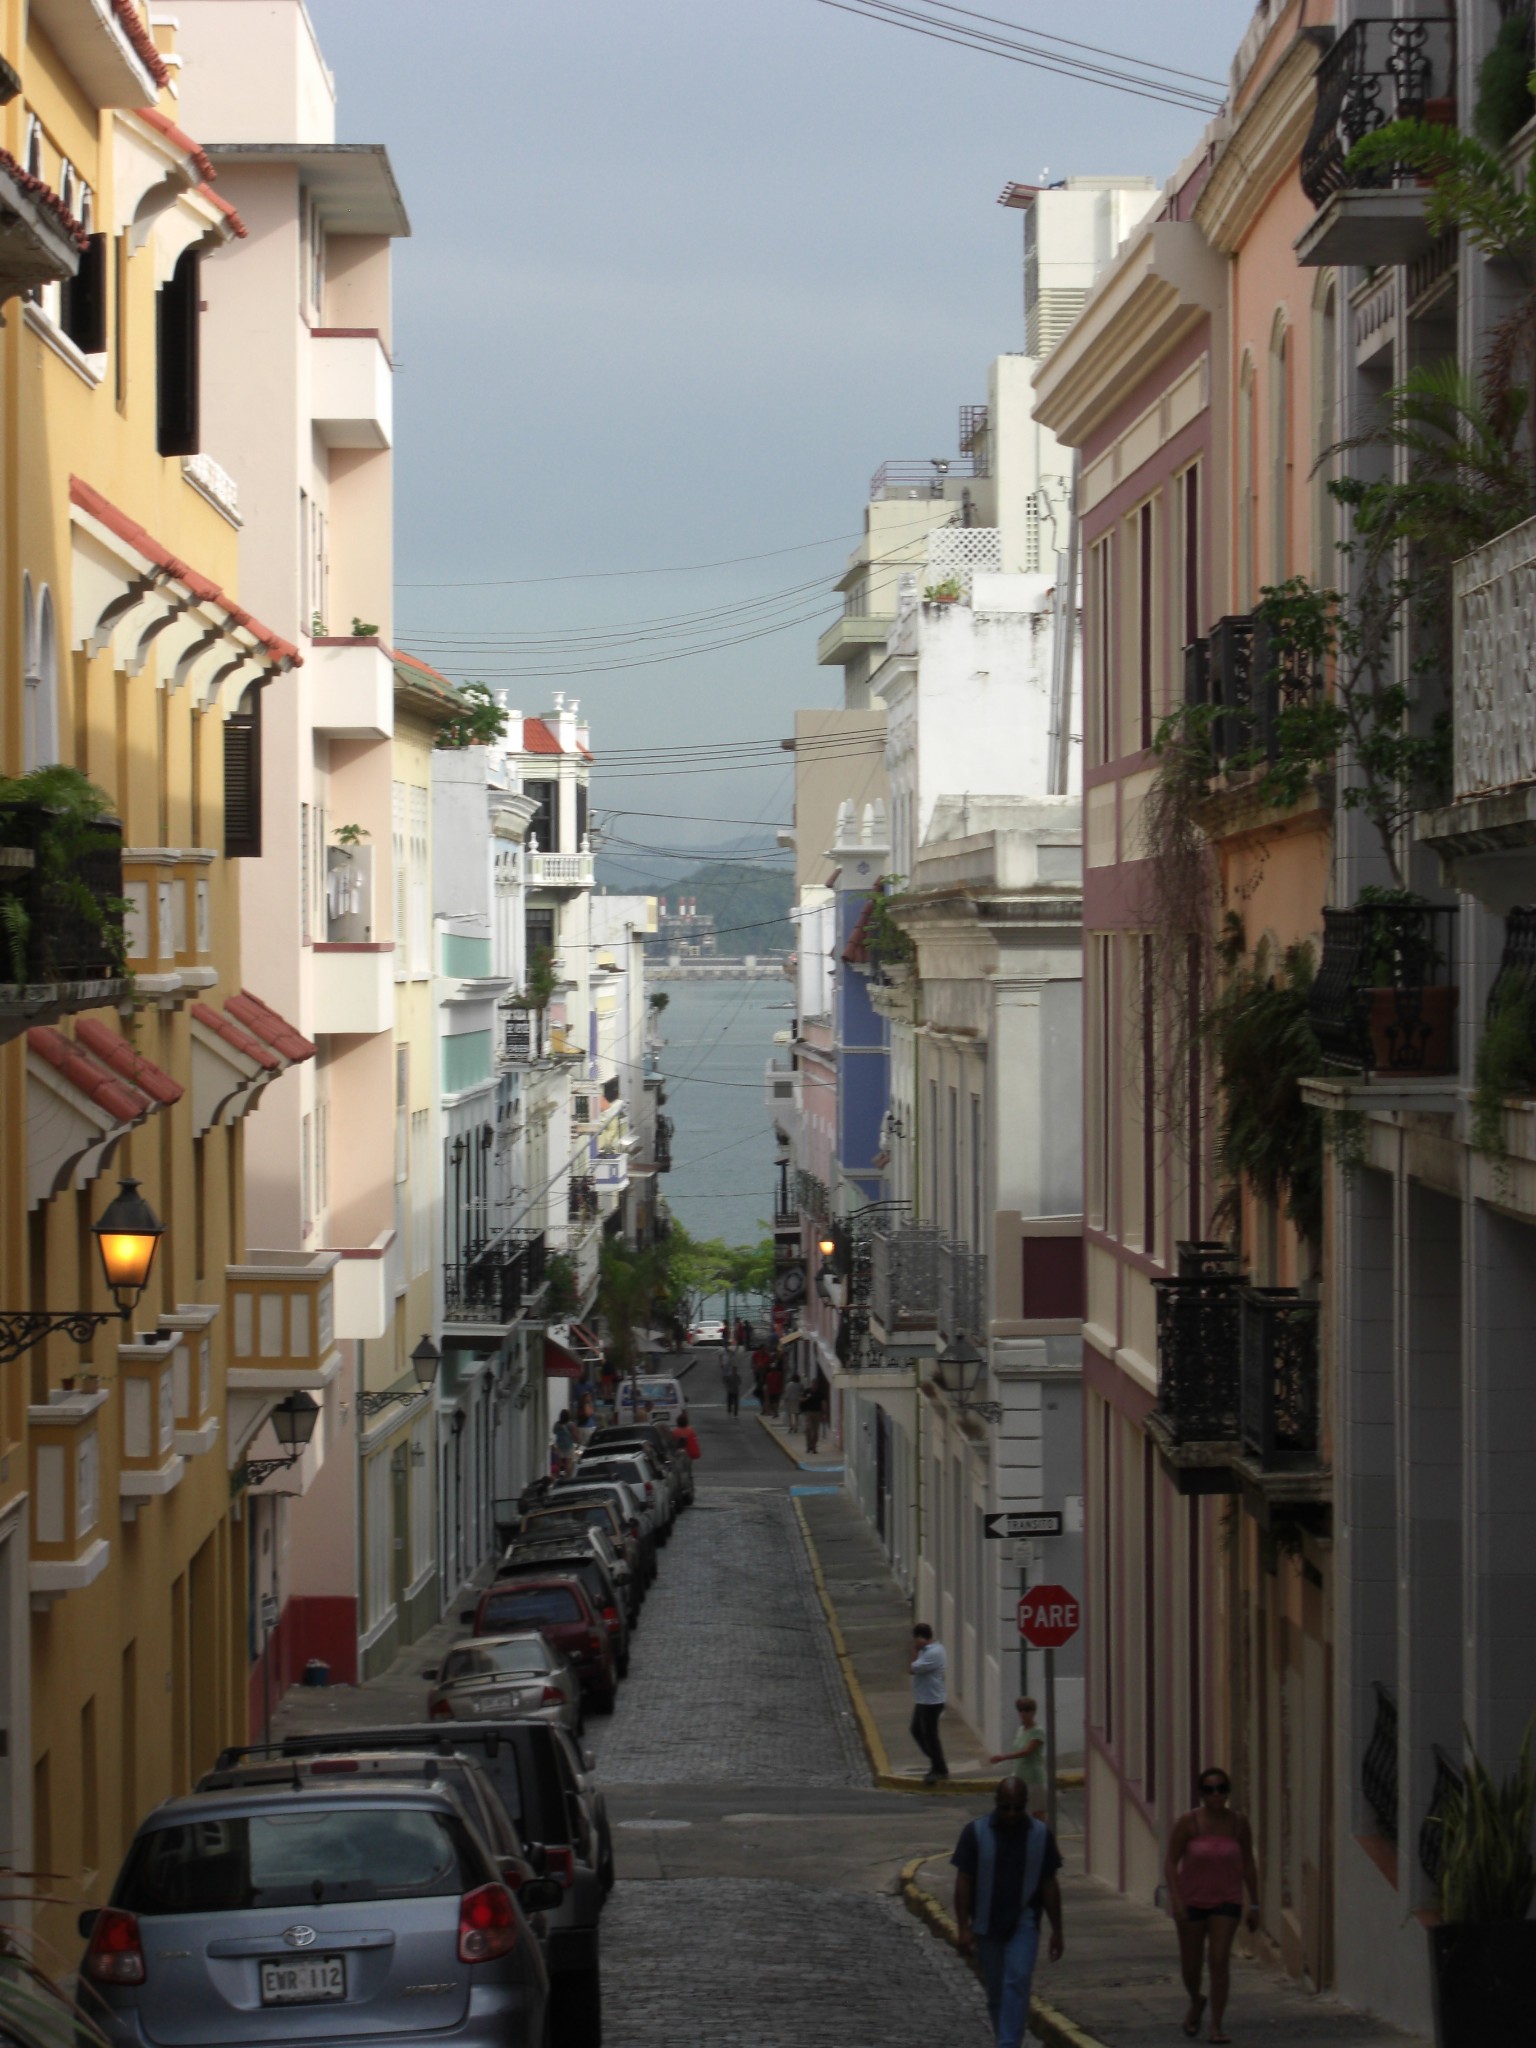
[1021,1235,1085,1320]
[1237,353,1257,611]
[22,577,58,770]
[1178,462,1201,648]
[301,802,312,942]
[575,782,588,848]
[409,786,429,974]
[525,905,555,970]
[525,780,557,852]
[1087,534,1112,766]
[411,1109,431,1279]
[1313,280,1338,581]
[1137,498,1156,749]
[366,1448,393,1629]
[1269,314,1291,582]
[395,1047,410,1183]
[391,782,406,973]
[156,249,200,457]
[1141,934,1156,1264]
[316,1095,329,1218]
[947,1086,959,1237]
[970,1094,983,1251]
[224,688,262,858]
[60,189,106,356]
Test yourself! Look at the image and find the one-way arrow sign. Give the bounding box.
[984,1511,1063,1539]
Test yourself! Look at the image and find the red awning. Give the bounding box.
[544,1334,584,1379]
[568,1322,605,1364]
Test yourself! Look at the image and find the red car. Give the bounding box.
[464,1575,618,1712]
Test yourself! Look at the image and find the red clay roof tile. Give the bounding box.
[116,1,171,87]
[228,991,315,1066]
[27,1027,147,1124]
[74,1018,184,1106]
[522,717,562,755]
[197,183,248,239]
[190,1002,279,1070]
[135,106,211,177]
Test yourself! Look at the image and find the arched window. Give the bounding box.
[1268,312,1291,583]
[24,116,41,179]
[1237,352,1257,612]
[1313,276,1338,581]
[23,578,59,770]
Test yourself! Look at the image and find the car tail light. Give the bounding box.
[543,1845,575,1889]
[540,1684,565,1704]
[601,1603,619,1632]
[642,1481,654,1500]
[429,1699,454,1720]
[86,1909,146,1986]
[458,1883,519,1963]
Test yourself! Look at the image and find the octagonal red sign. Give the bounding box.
[1016,1584,1080,1648]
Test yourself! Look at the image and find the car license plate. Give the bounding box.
[470,1692,513,1715]
[260,1957,345,2005]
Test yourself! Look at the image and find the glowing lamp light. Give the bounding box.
[92,1179,165,1317]
[818,1233,838,1259]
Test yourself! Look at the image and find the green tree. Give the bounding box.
[596,1240,668,1380]
[434,681,509,751]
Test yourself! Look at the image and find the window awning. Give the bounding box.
[26,1022,182,1208]
[544,1334,585,1379]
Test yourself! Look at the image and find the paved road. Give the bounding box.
[596,1362,990,2046]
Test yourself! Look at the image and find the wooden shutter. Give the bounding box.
[61,233,107,354]
[224,702,262,858]
[157,249,200,457]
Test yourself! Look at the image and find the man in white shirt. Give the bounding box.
[909,1622,950,1782]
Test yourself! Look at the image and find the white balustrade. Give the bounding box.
[1454,514,1536,799]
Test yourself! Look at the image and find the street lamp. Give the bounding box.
[933,1335,1003,1424]
[357,1335,442,1418]
[239,1391,321,1486]
[0,1177,167,1365]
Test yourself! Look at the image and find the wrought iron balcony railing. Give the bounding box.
[1308,900,1458,1075]
[868,1221,943,1333]
[1362,1680,1399,1842]
[1300,18,1456,209]
[1418,1742,1464,1887]
[0,802,125,985]
[443,1229,547,1327]
[1182,619,1324,774]
[654,1113,673,1171]
[1453,513,1536,800]
[1152,1253,1243,1444]
[501,1005,546,1064]
[568,1174,598,1225]
[1239,1286,1321,1468]
[937,1240,987,1343]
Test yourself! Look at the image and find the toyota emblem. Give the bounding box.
[282,1927,317,1949]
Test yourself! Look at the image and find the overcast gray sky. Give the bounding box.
[309,0,1251,862]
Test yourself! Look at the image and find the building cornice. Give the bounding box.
[1193,29,1323,255]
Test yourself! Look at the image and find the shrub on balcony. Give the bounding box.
[544,1252,580,1319]
[1474,17,1535,150]
[0,765,129,984]
[435,681,508,750]
[1471,979,1536,1162]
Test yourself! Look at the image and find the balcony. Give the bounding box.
[1422,515,1536,907]
[311,328,393,449]
[0,803,127,1039]
[926,524,1003,600]
[311,637,394,740]
[1307,900,1458,1079]
[937,1240,987,1343]
[868,1221,943,1344]
[0,148,85,307]
[28,0,163,109]
[1239,1287,1322,1472]
[226,1250,341,1392]
[817,613,891,668]
[27,1385,110,1608]
[653,1113,673,1172]
[312,941,393,1034]
[443,1230,547,1341]
[1149,1247,1242,1490]
[117,1334,185,1517]
[121,845,216,999]
[1296,18,1455,267]
[525,846,593,889]
[500,1004,549,1065]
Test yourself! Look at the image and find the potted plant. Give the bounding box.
[922,576,963,605]
[1426,1723,1536,2048]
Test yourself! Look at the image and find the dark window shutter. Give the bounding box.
[575,782,588,847]
[157,248,200,457]
[224,704,262,858]
[61,233,107,354]
[1020,1235,1084,1321]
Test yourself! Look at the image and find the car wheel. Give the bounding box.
[590,1683,618,1715]
[550,1967,602,2048]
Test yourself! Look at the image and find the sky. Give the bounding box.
[308,0,1253,861]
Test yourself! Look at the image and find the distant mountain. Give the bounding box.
[595,856,795,954]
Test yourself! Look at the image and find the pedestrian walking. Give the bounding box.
[722,1351,743,1417]
[751,1342,772,1409]
[952,1778,1065,2048]
[991,1695,1048,1818]
[764,1357,785,1419]
[551,1409,576,1478]
[784,1372,804,1435]
[800,1376,825,1455]
[1164,1768,1259,2044]
[671,1408,701,1460]
[908,1622,949,1781]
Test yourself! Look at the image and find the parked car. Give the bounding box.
[465,1575,619,1712]
[548,1477,656,1587]
[514,1508,641,1625]
[686,1320,725,1347]
[81,1778,556,2048]
[425,1633,584,1734]
[577,1434,678,1518]
[586,1423,694,1508]
[494,1541,631,1677]
[572,1453,672,1544]
[263,1723,611,2048]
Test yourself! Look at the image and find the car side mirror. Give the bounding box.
[518,1876,565,1915]
[78,1908,100,1939]
[421,1667,438,1681]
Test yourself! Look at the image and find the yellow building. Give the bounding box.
[0,2,310,1960]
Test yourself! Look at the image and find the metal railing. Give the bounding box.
[1239,1287,1321,1467]
[1300,18,1456,208]
[443,1229,546,1327]
[1183,618,1325,773]
[567,1174,598,1225]
[1308,901,1458,1075]
[1419,1742,1464,1888]
[1363,1681,1399,1842]
[868,1220,943,1332]
[1454,513,1536,800]
[0,803,125,985]
[653,1114,673,1171]
[869,457,982,498]
[938,1240,987,1342]
[1152,1251,1243,1444]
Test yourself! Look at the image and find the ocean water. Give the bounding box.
[649,978,789,1255]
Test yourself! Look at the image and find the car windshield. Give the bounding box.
[481,1586,582,1628]
[118,1808,474,1913]
[442,1642,550,1682]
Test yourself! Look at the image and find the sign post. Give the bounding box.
[1016,1584,1081,1838]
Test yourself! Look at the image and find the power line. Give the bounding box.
[917,0,1225,87]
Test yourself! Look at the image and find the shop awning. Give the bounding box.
[544,1334,584,1379]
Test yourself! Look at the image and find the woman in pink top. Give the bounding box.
[1164,1769,1259,2043]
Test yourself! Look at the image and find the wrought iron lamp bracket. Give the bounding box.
[0,1307,120,1366]
[357,1387,426,1419]
[237,1451,303,1488]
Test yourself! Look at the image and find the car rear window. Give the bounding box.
[442,1641,550,1682]
[529,1509,612,1538]
[582,1459,646,1485]
[118,1808,476,1913]
[481,1586,583,1628]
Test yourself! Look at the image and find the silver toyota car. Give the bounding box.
[424,1631,583,1734]
[80,1777,559,2048]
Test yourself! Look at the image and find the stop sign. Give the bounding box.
[1017,1584,1080,1648]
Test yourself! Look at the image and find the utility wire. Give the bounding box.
[916,0,1225,87]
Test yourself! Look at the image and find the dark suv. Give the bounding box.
[265,1723,610,2048]
[495,1540,631,1676]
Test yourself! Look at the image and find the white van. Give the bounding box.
[616,1375,684,1425]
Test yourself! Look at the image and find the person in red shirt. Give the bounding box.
[764,1358,785,1419]
[672,1409,702,1460]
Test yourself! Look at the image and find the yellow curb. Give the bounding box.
[793,1495,895,1783]
[898,1854,1108,2048]
[756,1413,803,1465]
